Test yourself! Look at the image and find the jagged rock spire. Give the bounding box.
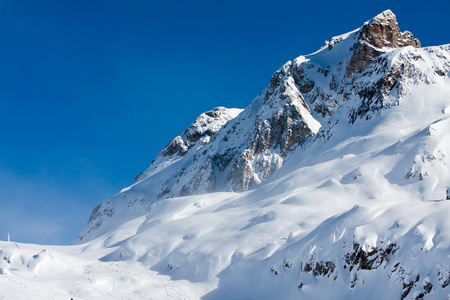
[345,9,420,77]
[360,9,420,49]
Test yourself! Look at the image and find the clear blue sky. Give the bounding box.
[0,0,448,245]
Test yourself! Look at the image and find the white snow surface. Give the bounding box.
[1,11,450,300]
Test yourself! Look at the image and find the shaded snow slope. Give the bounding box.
[2,10,449,300]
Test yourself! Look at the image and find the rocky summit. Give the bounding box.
[345,9,420,77]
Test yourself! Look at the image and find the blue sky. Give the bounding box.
[0,0,448,245]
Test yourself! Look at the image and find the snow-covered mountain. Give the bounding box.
[1,10,449,299]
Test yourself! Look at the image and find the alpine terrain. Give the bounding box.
[1,10,449,299]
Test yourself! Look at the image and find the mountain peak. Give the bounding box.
[360,9,420,49]
[345,10,420,77]
[369,9,396,24]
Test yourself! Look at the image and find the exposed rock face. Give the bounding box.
[260,67,317,156]
[220,63,321,191]
[295,241,399,289]
[349,44,450,123]
[345,10,420,77]
[302,260,336,278]
[344,241,398,271]
[360,10,420,49]
[162,106,239,158]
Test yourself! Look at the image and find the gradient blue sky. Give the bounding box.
[0,0,448,245]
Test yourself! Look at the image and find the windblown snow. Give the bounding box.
[1,10,449,300]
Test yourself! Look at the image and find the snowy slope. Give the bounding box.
[1,10,450,300]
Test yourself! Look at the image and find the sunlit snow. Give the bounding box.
[1,11,449,300]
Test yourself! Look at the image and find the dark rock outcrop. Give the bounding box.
[162,107,238,158]
[345,10,420,78]
[344,241,398,271]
